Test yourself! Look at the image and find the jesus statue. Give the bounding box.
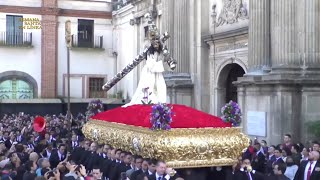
[123,37,168,107]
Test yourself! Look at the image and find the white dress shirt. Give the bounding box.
[304,161,317,180]
[284,165,298,180]
[46,149,51,158]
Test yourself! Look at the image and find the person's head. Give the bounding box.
[123,152,132,164]
[110,148,116,159]
[44,133,50,140]
[261,140,267,147]
[148,159,157,173]
[268,145,275,155]
[273,163,286,175]
[103,144,110,153]
[156,161,166,176]
[15,144,24,153]
[284,134,291,144]
[71,134,77,142]
[115,149,122,160]
[50,130,55,136]
[136,173,148,180]
[302,147,310,157]
[120,152,126,162]
[38,158,50,168]
[141,159,149,171]
[282,148,289,157]
[291,144,300,154]
[135,155,143,170]
[28,135,35,143]
[241,158,251,168]
[29,152,39,162]
[58,144,66,154]
[286,156,295,166]
[84,140,91,150]
[90,142,98,152]
[308,150,320,161]
[25,160,37,172]
[312,141,320,152]
[254,142,261,151]
[92,166,102,179]
[274,148,282,158]
[3,132,8,139]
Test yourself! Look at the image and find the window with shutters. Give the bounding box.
[89,78,105,98]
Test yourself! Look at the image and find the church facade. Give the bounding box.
[114,0,320,144]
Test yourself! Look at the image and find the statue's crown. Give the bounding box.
[145,13,160,41]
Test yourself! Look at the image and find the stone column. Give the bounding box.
[41,0,58,97]
[161,0,174,50]
[303,0,320,65]
[248,0,270,72]
[173,0,190,73]
[270,0,297,66]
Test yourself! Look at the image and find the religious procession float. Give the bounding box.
[82,13,249,169]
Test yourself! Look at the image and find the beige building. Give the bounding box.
[114,0,320,145]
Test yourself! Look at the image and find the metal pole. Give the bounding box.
[67,47,71,121]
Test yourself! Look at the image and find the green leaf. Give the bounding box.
[306,121,320,137]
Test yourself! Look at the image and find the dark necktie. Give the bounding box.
[307,161,313,180]
[158,177,162,180]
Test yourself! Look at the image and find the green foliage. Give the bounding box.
[306,120,320,137]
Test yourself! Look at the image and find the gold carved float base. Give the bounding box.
[82,120,249,168]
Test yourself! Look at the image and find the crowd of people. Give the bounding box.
[236,134,320,180]
[0,113,319,180]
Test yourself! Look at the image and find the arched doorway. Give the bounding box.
[225,64,245,103]
[0,79,34,99]
[216,63,245,115]
[0,71,38,99]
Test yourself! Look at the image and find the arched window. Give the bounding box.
[0,79,34,99]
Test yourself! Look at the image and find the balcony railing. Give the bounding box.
[0,32,32,47]
[71,35,103,49]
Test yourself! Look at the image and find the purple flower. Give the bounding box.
[220,101,242,127]
[150,103,173,131]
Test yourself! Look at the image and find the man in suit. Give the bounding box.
[272,162,290,180]
[251,142,266,173]
[83,142,101,172]
[148,161,172,180]
[110,152,132,180]
[266,146,277,174]
[130,158,149,180]
[70,134,79,150]
[49,144,67,168]
[294,151,320,180]
[273,148,285,165]
[126,155,143,178]
[231,158,264,180]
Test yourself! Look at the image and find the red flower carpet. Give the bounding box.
[92,104,231,128]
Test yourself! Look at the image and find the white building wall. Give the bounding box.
[57,16,115,98]
[1,0,42,7]
[113,5,137,99]
[58,0,113,12]
[0,13,42,97]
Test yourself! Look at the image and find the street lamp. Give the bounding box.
[65,20,72,122]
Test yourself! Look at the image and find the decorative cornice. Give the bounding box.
[0,5,112,19]
[202,26,248,44]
